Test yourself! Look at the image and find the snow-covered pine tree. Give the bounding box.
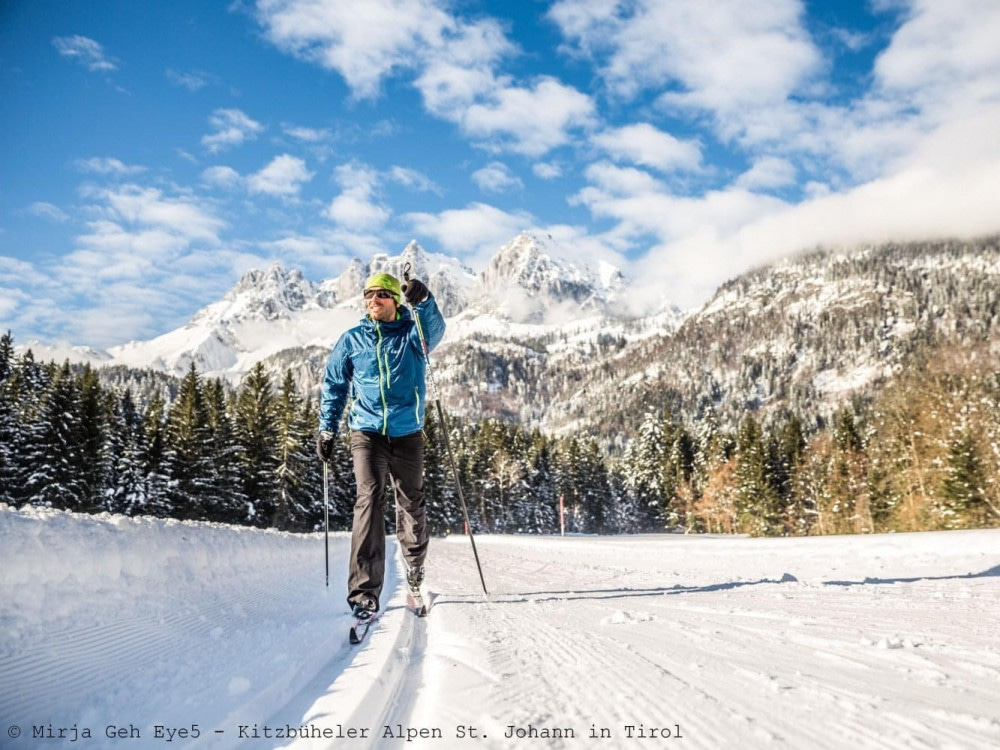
[519,429,556,533]
[0,331,13,383]
[734,414,782,536]
[274,370,315,531]
[0,332,18,503]
[138,392,172,516]
[297,395,333,531]
[204,378,248,524]
[421,406,457,534]
[77,364,110,511]
[103,388,141,514]
[164,363,215,520]
[234,362,280,527]
[19,361,87,509]
[770,414,807,533]
[941,424,990,528]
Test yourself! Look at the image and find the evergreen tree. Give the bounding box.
[299,396,334,531]
[422,406,460,534]
[0,331,13,384]
[313,393,355,532]
[518,429,556,533]
[622,409,669,530]
[274,370,316,530]
[941,429,990,528]
[139,393,172,516]
[828,406,870,533]
[103,388,140,514]
[0,334,19,503]
[164,363,214,520]
[77,364,110,511]
[234,362,280,527]
[733,414,781,535]
[204,378,248,523]
[771,414,807,533]
[19,361,86,509]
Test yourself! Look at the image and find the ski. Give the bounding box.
[408,588,428,618]
[348,613,380,645]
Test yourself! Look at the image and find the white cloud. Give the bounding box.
[459,76,595,156]
[592,123,702,173]
[255,0,456,99]
[282,124,332,143]
[200,166,242,189]
[735,156,797,190]
[325,163,390,231]
[257,1,590,157]
[257,232,356,277]
[873,0,1000,114]
[202,109,264,153]
[52,35,118,72]
[403,202,533,261]
[472,162,523,193]
[617,102,1000,309]
[165,68,217,91]
[26,202,70,222]
[578,162,664,197]
[387,166,440,194]
[5,183,241,346]
[550,0,822,149]
[551,0,820,105]
[533,162,562,180]
[73,157,146,176]
[87,184,226,245]
[247,154,314,196]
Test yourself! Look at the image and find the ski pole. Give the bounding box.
[403,264,488,596]
[323,460,330,587]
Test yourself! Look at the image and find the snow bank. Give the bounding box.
[0,505,359,748]
[3,505,1000,750]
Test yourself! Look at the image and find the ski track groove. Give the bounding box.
[5,514,1000,750]
[416,538,1000,750]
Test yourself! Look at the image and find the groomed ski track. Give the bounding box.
[2,507,1000,749]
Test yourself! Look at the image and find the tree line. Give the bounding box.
[1,331,997,535]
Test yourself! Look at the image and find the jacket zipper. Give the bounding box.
[375,322,389,435]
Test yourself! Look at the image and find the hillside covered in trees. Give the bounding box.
[2,329,997,536]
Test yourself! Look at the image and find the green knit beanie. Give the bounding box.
[364,272,402,303]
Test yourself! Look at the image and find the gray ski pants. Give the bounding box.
[348,430,428,611]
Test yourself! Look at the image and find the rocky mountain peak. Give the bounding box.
[476,231,629,321]
[196,262,315,323]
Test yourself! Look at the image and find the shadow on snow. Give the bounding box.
[436,564,1000,606]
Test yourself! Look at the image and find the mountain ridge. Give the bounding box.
[13,234,999,446]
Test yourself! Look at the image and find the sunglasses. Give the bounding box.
[364,289,396,300]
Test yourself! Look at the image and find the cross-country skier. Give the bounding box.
[316,271,445,624]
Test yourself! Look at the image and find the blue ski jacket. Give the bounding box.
[319,295,446,437]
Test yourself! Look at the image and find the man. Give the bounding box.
[316,271,445,622]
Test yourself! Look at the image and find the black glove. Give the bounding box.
[316,430,335,462]
[402,278,428,305]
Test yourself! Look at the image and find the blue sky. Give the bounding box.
[3,0,1000,348]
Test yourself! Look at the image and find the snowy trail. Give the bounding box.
[412,533,1000,749]
[2,506,999,750]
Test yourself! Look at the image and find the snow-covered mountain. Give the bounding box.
[476,231,627,322]
[559,236,1000,441]
[25,232,654,387]
[102,240,482,378]
[15,234,998,443]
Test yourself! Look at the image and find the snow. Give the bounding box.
[2,505,999,749]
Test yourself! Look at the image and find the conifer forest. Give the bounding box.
[1,325,997,537]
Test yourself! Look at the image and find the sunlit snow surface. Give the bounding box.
[2,505,999,749]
